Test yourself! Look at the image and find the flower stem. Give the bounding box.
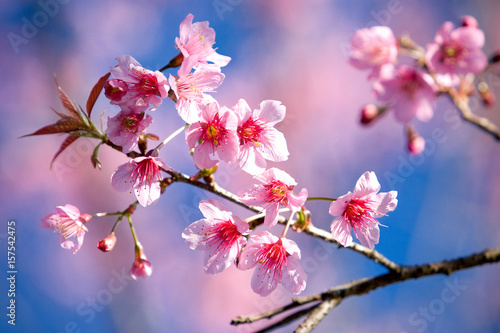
[281,213,295,238]
[128,214,139,245]
[154,124,189,152]
[306,197,337,202]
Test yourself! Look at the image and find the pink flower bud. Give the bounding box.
[360,104,380,125]
[461,15,478,28]
[479,84,496,106]
[129,243,153,280]
[97,233,117,252]
[406,124,425,155]
[104,79,128,102]
[408,133,425,154]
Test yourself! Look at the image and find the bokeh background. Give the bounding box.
[1,0,500,332]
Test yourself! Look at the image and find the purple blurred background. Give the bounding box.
[1,0,500,332]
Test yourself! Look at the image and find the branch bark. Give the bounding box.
[232,248,500,332]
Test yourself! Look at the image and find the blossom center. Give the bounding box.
[238,118,265,145]
[202,219,241,258]
[440,42,465,65]
[132,158,162,185]
[122,114,142,133]
[131,69,161,97]
[343,198,380,229]
[254,239,288,281]
[263,181,291,205]
[200,113,227,147]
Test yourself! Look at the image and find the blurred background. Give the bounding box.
[1,0,500,332]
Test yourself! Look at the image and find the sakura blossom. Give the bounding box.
[105,104,153,153]
[373,64,438,123]
[175,13,231,75]
[240,168,308,227]
[232,99,289,175]
[107,55,169,110]
[182,199,249,274]
[168,65,225,123]
[329,171,398,249]
[349,26,398,77]
[111,156,172,207]
[130,242,153,280]
[238,231,306,297]
[425,17,487,87]
[185,102,239,170]
[40,204,91,254]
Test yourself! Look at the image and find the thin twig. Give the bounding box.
[448,88,500,140]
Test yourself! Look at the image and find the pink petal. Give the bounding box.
[353,171,381,198]
[281,256,307,294]
[328,193,352,216]
[255,100,286,126]
[330,216,353,247]
[110,161,135,192]
[375,190,398,216]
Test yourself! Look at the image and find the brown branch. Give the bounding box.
[232,248,500,332]
[294,298,341,333]
[303,224,401,272]
[447,88,500,140]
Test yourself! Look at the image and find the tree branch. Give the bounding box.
[232,248,500,331]
[448,88,500,140]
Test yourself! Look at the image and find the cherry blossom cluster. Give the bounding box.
[349,16,496,154]
[34,14,398,296]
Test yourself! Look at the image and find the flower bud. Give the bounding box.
[104,79,128,102]
[461,15,478,28]
[360,104,384,125]
[129,243,153,280]
[406,124,425,155]
[97,232,117,252]
[478,81,496,107]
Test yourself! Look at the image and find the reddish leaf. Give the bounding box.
[54,77,80,119]
[86,72,111,116]
[21,118,84,137]
[50,135,79,169]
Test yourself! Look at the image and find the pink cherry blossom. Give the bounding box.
[425,18,487,87]
[182,199,249,274]
[240,168,308,227]
[168,65,225,123]
[40,204,91,254]
[105,104,153,153]
[232,99,289,175]
[107,55,169,110]
[373,64,438,123]
[329,171,398,249]
[111,156,172,207]
[349,26,398,76]
[129,242,152,280]
[175,13,231,75]
[238,231,306,297]
[185,102,239,170]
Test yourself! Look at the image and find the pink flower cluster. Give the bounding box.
[183,197,307,297]
[349,17,488,153]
